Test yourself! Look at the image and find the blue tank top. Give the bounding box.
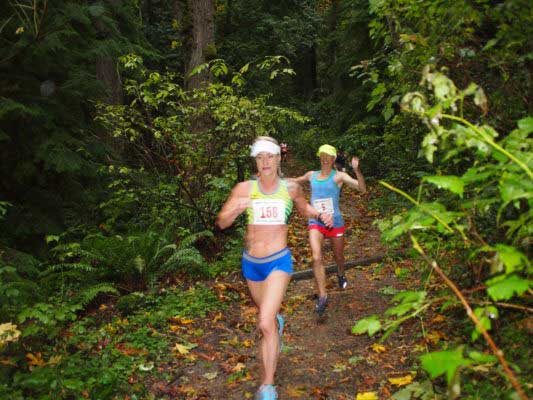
[309,170,343,227]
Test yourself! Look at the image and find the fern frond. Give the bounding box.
[161,248,204,271]
[179,230,213,248]
[42,262,95,275]
[76,283,118,306]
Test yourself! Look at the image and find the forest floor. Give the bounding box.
[145,157,426,399]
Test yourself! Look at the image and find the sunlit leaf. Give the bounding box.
[424,175,464,197]
[203,371,218,380]
[173,342,197,355]
[351,315,382,336]
[232,362,246,372]
[26,352,46,366]
[486,274,531,301]
[371,343,386,353]
[420,347,471,384]
[388,375,413,386]
[356,392,378,400]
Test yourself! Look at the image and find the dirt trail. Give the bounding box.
[155,157,419,399]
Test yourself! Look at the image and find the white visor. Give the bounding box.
[250,140,281,157]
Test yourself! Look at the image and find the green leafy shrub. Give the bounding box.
[353,68,531,398]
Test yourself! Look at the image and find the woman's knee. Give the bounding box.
[257,315,276,336]
[312,253,323,265]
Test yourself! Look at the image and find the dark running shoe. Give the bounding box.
[338,274,348,289]
[315,296,328,316]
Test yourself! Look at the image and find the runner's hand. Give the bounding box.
[319,213,334,228]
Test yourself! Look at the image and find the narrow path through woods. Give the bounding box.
[149,157,421,399]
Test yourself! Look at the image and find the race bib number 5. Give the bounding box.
[252,199,285,225]
[313,198,334,215]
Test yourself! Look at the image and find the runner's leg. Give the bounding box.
[332,236,345,276]
[247,270,291,385]
[309,229,326,298]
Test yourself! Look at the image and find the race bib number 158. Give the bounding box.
[252,199,285,225]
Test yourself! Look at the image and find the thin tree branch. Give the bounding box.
[410,234,527,400]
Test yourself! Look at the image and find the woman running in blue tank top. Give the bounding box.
[291,144,366,316]
[216,137,333,400]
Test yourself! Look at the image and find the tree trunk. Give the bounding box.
[96,57,123,105]
[185,0,215,90]
[94,0,123,105]
[327,0,341,95]
[303,44,318,99]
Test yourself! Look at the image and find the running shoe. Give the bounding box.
[315,296,328,316]
[338,274,348,289]
[276,313,284,352]
[256,384,278,400]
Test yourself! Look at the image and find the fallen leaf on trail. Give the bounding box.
[26,352,46,366]
[169,324,182,332]
[99,304,107,311]
[371,343,386,353]
[203,371,218,380]
[213,312,223,322]
[432,314,446,323]
[332,362,348,372]
[426,330,446,345]
[196,351,216,361]
[349,355,364,365]
[116,343,148,356]
[178,385,196,396]
[232,362,246,372]
[173,342,197,355]
[170,316,194,325]
[139,362,154,371]
[241,305,257,317]
[241,339,253,347]
[356,392,378,400]
[244,392,253,399]
[388,375,413,386]
[286,385,307,397]
[220,335,240,347]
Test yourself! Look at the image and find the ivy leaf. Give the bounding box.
[351,315,381,336]
[486,274,531,301]
[424,175,464,197]
[494,244,529,274]
[420,347,471,384]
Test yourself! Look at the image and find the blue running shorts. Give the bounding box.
[242,247,293,282]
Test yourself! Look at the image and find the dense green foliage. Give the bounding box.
[0,0,531,398]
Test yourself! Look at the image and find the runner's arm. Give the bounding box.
[215,181,251,229]
[287,171,312,185]
[340,157,366,193]
[287,181,333,227]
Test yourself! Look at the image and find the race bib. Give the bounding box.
[252,199,286,225]
[313,198,334,215]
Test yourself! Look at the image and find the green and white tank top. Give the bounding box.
[246,179,293,225]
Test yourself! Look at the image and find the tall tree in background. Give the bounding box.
[95,1,125,105]
[185,0,215,90]
[0,1,148,248]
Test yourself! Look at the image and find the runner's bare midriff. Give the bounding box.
[245,225,288,257]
